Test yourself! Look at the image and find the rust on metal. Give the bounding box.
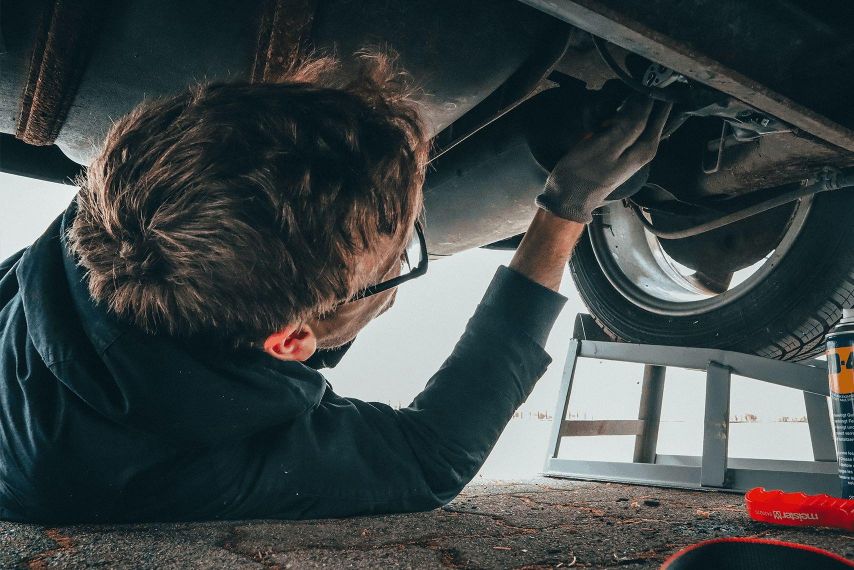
[694,133,854,198]
[251,0,318,83]
[16,0,108,146]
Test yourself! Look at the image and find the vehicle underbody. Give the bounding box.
[2,0,853,359]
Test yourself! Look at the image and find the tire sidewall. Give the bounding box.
[570,189,854,359]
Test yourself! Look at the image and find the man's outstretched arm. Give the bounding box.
[509,209,585,292]
[225,261,567,519]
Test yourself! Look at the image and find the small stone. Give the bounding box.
[643,499,661,507]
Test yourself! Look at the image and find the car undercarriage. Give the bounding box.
[2,0,852,359]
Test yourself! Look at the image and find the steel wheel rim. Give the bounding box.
[587,198,813,317]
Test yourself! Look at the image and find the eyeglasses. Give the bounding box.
[343,221,428,303]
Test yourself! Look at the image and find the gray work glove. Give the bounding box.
[536,97,672,223]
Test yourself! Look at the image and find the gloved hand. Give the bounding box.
[536,97,672,223]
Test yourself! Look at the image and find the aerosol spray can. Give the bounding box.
[827,308,854,499]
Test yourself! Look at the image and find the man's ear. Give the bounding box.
[263,324,318,362]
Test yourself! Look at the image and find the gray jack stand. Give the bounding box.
[543,314,842,496]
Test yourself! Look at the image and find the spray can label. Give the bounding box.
[828,345,854,395]
[827,334,854,499]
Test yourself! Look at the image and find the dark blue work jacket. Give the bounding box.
[0,200,563,523]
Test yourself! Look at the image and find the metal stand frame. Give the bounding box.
[543,314,841,495]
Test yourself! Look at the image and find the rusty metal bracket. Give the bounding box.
[701,121,727,175]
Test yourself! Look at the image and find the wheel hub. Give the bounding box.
[588,198,812,316]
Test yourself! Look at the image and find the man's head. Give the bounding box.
[69,53,429,359]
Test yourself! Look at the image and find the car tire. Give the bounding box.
[569,188,854,361]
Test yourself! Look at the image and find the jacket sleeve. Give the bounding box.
[223,266,566,520]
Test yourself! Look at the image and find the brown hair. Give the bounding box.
[69,52,429,347]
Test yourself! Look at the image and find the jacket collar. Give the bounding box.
[15,200,329,446]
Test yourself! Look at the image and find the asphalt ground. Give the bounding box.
[3,478,852,568]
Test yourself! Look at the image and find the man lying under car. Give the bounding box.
[0,54,670,522]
